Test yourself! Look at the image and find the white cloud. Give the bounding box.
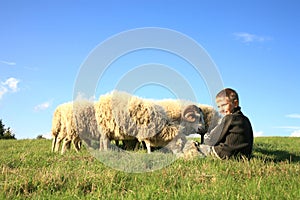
[285,114,300,119]
[34,101,52,112]
[290,129,300,137]
[0,77,20,99]
[274,126,300,130]
[2,77,20,92]
[0,60,16,66]
[254,131,264,137]
[0,86,8,99]
[42,132,52,139]
[233,32,272,43]
[274,126,300,137]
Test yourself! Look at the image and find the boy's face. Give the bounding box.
[216,97,238,116]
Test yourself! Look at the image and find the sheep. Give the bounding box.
[94,90,166,152]
[51,102,82,154]
[143,104,206,154]
[154,100,220,158]
[164,103,220,159]
[52,99,104,154]
[94,90,210,154]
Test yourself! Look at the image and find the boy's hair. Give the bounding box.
[216,88,239,103]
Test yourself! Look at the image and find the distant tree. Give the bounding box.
[0,119,5,137]
[36,134,45,139]
[0,119,16,140]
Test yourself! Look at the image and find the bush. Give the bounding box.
[36,135,46,140]
[0,119,16,140]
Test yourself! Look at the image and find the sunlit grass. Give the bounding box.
[1,137,300,199]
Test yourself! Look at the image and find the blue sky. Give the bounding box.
[1,0,300,139]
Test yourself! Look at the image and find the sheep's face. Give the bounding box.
[181,105,206,135]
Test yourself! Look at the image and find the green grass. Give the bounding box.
[1,137,300,199]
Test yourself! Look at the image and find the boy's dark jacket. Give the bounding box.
[212,106,254,159]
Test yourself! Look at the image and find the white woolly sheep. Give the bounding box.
[94,90,211,154]
[51,99,103,154]
[142,104,206,154]
[154,100,220,158]
[51,102,81,154]
[94,90,165,152]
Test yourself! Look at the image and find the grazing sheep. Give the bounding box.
[51,99,103,154]
[94,91,167,151]
[94,90,209,154]
[51,102,81,154]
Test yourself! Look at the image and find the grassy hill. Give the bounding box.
[1,137,300,199]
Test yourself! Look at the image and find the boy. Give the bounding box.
[199,88,254,159]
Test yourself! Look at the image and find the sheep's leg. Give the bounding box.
[78,140,82,150]
[134,140,142,151]
[66,141,71,149]
[144,140,152,154]
[51,136,57,152]
[61,138,71,154]
[75,136,81,152]
[99,136,103,151]
[54,137,63,152]
[99,134,110,151]
[61,139,67,154]
[77,139,82,150]
[72,136,81,152]
[134,141,139,151]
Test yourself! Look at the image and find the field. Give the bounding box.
[1,137,300,199]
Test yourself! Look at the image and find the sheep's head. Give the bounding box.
[181,105,206,134]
